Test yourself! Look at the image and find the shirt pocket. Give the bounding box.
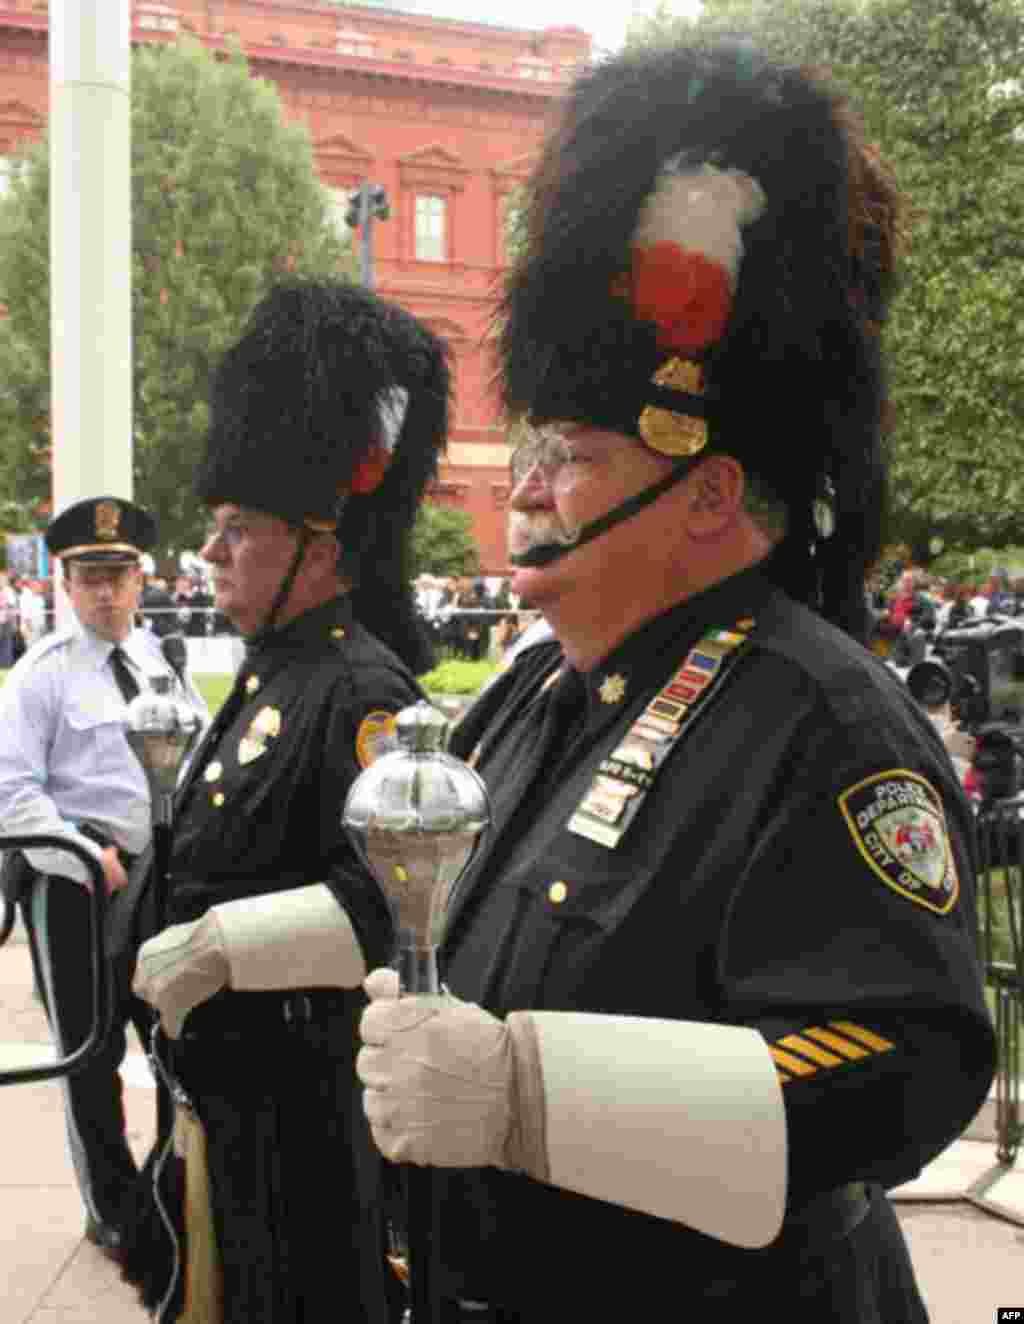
[481,858,647,1012]
[65,697,131,769]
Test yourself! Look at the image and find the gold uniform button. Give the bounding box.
[245,675,260,694]
[548,881,568,905]
[203,761,223,783]
[331,627,346,640]
[212,792,225,808]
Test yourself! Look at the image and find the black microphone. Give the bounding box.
[160,633,188,688]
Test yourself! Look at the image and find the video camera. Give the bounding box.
[907,620,1024,802]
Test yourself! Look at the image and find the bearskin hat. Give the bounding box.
[500,41,904,639]
[196,279,449,671]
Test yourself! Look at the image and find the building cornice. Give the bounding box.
[213,36,574,101]
[0,9,583,102]
[213,0,588,52]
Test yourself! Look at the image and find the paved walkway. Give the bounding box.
[1,922,1021,1323]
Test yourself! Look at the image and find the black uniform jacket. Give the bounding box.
[121,594,420,1322]
[166,592,413,956]
[440,567,996,1311]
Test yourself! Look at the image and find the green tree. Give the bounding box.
[0,37,353,557]
[409,501,481,578]
[628,0,1024,561]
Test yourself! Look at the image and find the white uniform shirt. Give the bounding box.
[0,624,209,885]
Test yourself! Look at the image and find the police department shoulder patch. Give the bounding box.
[356,710,398,769]
[838,770,959,915]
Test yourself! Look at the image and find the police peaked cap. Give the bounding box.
[500,41,904,638]
[46,496,157,565]
[196,279,449,534]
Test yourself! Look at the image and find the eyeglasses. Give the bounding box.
[203,515,286,550]
[203,519,247,551]
[203,512,308,551]
[509,425,576,487]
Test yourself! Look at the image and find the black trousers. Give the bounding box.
[22,873,157,1230]
[121,990,400,1324]
[437,1184,927,1323]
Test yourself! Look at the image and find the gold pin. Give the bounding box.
[237,737,263,766]
[548,881,568,904]
[203,761,223,783]
[212,792,225,808]
[251,706,281,739]
[331,627,346,640]
[245,675,260,695]
[599,674,627,705]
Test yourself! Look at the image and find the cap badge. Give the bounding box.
[638,358,708,458]
[599,674,627,705]
[94,500,121,541]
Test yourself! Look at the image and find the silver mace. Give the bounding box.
[343,700,491,1324]
[124,672,203,1324]
[124,672,202,929]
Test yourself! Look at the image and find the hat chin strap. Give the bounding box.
[509,459,697,568]
[246,526,312,643]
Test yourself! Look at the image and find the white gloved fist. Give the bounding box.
[357,968,545,1173]
[133,912,229,1039]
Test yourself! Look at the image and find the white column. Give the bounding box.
[49,0,132,514]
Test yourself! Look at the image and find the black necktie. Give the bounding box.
[109,646,141,704]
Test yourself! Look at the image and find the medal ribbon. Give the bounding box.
[568,617,755,848]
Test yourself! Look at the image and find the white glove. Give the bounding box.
[133,912,228,1039]
[357,968,546,1174]
[133,885,367,1037]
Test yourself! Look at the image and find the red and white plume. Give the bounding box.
[624,160,766,357]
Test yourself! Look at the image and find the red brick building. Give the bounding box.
[0,0,590,570]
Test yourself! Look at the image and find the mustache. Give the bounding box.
[507,510,581,558]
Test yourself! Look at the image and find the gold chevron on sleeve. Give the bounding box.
[769,1047,817,1079]
[827,1021,896,1054]
[802,1026,871,1060]
[777,1034,844,1068]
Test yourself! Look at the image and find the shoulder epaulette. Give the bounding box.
[22,627,75,665]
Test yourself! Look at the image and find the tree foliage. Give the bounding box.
[628,0,1024,559]
[0,37,353,557]
[409,501,481,578]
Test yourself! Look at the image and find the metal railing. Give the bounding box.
[975,795,1024,1164]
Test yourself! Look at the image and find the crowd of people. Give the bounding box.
[0,571,51,665]
[870,567,1024,638]
[0,567,238,662]
[414,574,534,661]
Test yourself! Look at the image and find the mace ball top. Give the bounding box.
[394,700,450,754]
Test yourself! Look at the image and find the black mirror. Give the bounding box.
[0,834,109,1086]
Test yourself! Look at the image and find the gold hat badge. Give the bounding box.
[94,500,121,541]
[638,358,709,458]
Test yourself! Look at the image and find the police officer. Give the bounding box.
[125,279,448,1323]
[0,496,206,1256]
[353,42,997,1322]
